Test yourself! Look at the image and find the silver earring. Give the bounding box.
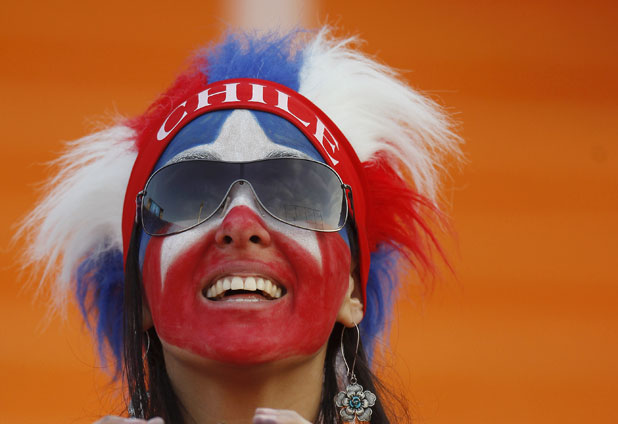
[334,323,377,422]
[143,330,151,359]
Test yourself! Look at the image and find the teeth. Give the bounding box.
[231,276,244,290]
[205,276,284,300]
[245,277,257,291]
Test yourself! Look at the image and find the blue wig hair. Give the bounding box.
[202,31,305,90]
[360,245,401,360]
[75,248,124,374]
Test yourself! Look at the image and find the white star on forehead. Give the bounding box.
[171,110,310,162]
[159,110,322,290]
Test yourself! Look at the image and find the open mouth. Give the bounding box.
[202,276,286,301]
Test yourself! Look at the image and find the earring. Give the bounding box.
[334,323,377,422]
[143,330,151,359]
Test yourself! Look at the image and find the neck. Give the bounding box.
[162,342,327,424]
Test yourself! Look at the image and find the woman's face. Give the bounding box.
[139,110,353,364]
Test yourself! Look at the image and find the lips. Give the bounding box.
[202,275,285,300]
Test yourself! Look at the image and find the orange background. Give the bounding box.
[1,1,617,423]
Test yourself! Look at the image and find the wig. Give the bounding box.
[19,28,460,377]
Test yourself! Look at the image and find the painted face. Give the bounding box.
[140,109,352,364]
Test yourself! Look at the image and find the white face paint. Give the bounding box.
[175,109,305,161]
[157,110,323,290]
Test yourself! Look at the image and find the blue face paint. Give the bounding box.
[138,109,350,267]
[154,110,233,166]
[252,112,323,161]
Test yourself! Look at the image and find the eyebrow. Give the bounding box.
[265,150,311,160]
[168,148,311,163]
[170,150,223,163]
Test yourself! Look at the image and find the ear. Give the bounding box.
[142,296,154,331]
[336,274,364,327]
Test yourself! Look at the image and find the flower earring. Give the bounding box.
[334,323,377,422]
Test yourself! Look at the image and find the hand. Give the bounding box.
[253,408,312,424]
[93,416,164,424]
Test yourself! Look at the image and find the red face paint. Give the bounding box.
[142,206,351,363]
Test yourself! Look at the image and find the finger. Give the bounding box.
[255,408,278,415]
[253,414,278,424]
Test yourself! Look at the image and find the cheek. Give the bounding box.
[141,231,205,320]
[140,228,351,364]
[288,232,350,327]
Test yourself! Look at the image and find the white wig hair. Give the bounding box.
[300,28,460,201]
[17,125,137,313]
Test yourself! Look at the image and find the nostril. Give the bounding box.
[214,206,272,248]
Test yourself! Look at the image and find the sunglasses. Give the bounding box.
[137,158,353,236]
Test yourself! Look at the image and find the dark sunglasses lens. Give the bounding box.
[248,159,346,231]
[142,161,233,235]
[141,159,347,235]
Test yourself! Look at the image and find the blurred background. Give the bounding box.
[1,0,617,423]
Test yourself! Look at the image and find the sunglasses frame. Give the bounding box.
[136,157,355,237]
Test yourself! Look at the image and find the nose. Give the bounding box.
[214,206,272,247]
[214,182,272,248]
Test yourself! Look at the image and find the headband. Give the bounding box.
[121,78,371,302]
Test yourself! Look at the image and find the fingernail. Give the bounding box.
[147,418,164,424]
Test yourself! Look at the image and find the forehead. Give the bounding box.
[154,109,324,168]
